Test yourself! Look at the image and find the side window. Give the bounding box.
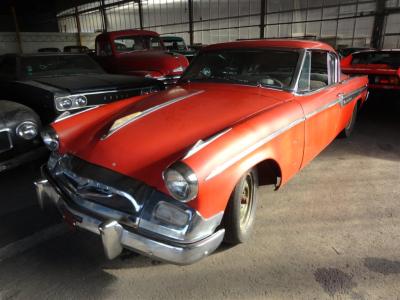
[310,51,328,90]
[96,40,112,56]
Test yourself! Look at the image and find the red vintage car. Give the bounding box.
[341,49,400,91]
[94,30,189,84]
[35,40,368,265]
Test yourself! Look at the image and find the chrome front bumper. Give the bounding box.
[35,173,224,265]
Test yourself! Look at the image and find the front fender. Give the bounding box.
[183,101,305,218]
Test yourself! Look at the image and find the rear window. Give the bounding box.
[352,51,400,68]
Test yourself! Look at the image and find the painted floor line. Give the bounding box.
[0,223,68,262]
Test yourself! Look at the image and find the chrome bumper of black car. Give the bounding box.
[35,162,224,265]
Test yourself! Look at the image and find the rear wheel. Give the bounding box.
[223,168,259,244]
[339,103,358,138]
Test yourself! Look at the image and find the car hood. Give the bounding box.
[54,83,289,187]
[115,50,189,75]
[31,73,159,94]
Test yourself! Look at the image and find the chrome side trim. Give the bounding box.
[183,128,232,159]
[54,105,101,123]
[305,97,342,119]
[0,129,13,154]
[304,85,367,119]
[103,90,205,139]
[205,117,306,181]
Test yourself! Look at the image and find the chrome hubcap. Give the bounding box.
[240,173,254,229]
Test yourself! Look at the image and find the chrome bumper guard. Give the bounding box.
[35,173,224,265]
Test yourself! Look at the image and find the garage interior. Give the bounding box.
[0,0,399,299]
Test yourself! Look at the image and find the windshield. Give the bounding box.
[20,55,104,78]
[114,35,163,53]
[351,51,400,68]
[181,49,299,89]
[163,40,187,51]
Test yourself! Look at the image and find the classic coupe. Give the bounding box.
[94,30,189,84]
[36,40,368,265]
[0,53,162,172]
[341,49,400,92]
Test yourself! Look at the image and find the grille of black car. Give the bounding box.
[0,131,12,154]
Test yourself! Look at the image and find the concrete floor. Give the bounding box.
[0,95,399,300]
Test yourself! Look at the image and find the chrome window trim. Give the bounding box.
[0,128,13,154]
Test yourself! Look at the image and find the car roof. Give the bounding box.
[161,36,184,42]
[351,49,400,55]
[203,39,335,52]
[97,29,159,39]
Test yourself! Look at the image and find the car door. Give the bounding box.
[294,50,343,167]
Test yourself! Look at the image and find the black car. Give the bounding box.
[0,53,163,172]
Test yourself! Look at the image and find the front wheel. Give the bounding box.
[223,168,259,244]
[339,103,358,138]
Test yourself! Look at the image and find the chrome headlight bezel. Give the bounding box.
[55,95,88,111]
[16,121,39,140]
[163,162,198,202]
[41,126,59,151]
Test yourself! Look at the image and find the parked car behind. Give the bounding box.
[160,36,197,61]
[337,47,373,58]
[0,53,163,172]
[36,40,368,265]
[38,48,61,53]
[341,49,400,92]
[63,45,90,53]
[95,30,189,84]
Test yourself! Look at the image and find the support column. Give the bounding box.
[138,0,144,30]
[100,0,108,32]
[10,5,22,54]
[74,6,82,46]
[188,0,194,45]
[260,0,266,39]
[371,0,385,48]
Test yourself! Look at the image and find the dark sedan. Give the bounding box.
[0,53,164,172]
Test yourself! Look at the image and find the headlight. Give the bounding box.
[163,162,198,202]
[16,121,39,140]
[41,126,59,151]
[55,95,87,111]
[172,66,184,73]
[74,95,87,107]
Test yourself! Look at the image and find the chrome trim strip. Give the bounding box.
[103,90,205,139]
[0,129,13,154]
[205,117,306,181]
[54,105,101,123]
[305,97,342,119]
[183,128,232,159]
[304,85,367,119]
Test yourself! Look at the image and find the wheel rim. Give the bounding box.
[240,173,254,229]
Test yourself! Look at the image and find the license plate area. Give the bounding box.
[0,130,12,154]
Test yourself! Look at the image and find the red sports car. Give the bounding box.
[35,40,368,265]
[341,49,400,91]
